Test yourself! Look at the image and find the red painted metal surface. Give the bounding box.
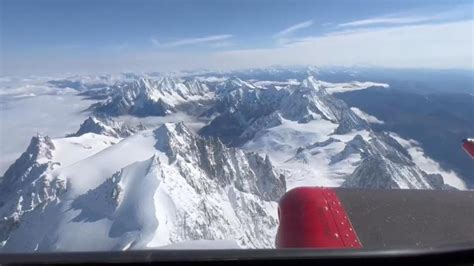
[276,187,362,249]
[462,139,474,159]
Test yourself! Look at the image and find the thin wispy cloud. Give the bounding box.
[337,4,473,29]
[338,15,436,27]
[152,34,233,48]
[209,20,473,70]
[274,20,313,37]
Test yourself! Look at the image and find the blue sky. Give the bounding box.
[1,0,473,75]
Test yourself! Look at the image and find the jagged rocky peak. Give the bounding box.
[90,81,173,117]
[115,77,157,102]
[157,76,178,87]
[68,115,145,138]
[342,155,449,190]
[1,121,286,250]
[199,84,287,145]
[340,132,451,190]
[126,78,167,100]
[238,112,284,144]
[0,134,66,245]
[156,76,187,97]
[330,134,369,164]
[214,77,261,109]
[28,134,55,161]
[89,76,212,117]
[342,156,400,189]
[0,134,57,184]
[1,134,56,187]
[332,132,408,164]
[154,122,286,201]
[332,108,368,135]
[201,74,367,145]
[244,153,286,201]
[361,131,414,164]
[154,122,194,152]
[371,132,412,159]
[183,78,210,95]
[218,76,256,93]
[161,76,212,97]
[71,116,112,137]
[213,79,285,113]
[135,76,154,88]
[279,75,367,133]
[70,149,283,248]
[62,122,286,248]
[300,75,324,92]
[279,75,338,122]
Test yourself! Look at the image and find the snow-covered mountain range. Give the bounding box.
[0,70,466,252]
[89,77,212,117]
[0,123,285,251]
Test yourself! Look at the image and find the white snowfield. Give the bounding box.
[392,134,466,190]
[320,81,389,94]
[243,118,357,188]
[0,73,465,253]
[350,107,385,124]
[235,79,389,94]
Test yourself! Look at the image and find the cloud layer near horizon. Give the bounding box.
[3,19,473,75]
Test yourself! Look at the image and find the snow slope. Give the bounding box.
[243,117,371,188]
[350,107,384,124]
[0,123,285,252]
[392,134,466,189]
